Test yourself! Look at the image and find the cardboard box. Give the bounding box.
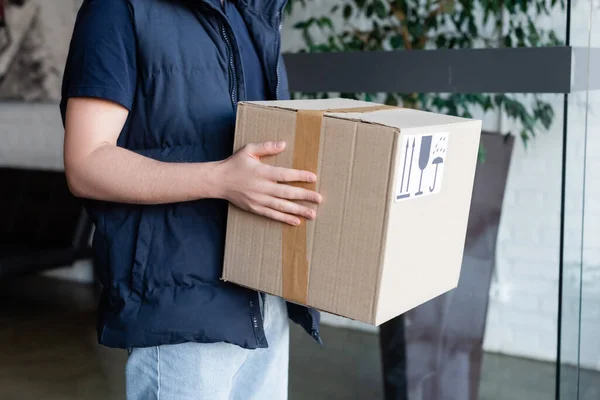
[223,98,482,325]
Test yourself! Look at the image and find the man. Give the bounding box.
[60,0,322,399]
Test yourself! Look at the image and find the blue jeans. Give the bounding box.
[125,294,290,400]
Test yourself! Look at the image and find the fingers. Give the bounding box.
[244,141,286,158]
[268,183,322,204]
[252,205,301,226]
[248,194,318,226]
[243,143,317,183]
[262,197,316,220]
[262,165,317,183]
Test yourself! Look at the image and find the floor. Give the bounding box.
[0,276,598,400]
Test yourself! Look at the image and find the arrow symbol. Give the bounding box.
[399,139,409,192]
[396,138,415,200]
[406,138,415,192]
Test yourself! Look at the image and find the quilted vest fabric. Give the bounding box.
[89,0,320,349]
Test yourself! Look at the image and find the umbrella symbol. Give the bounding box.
[429,157,444,192]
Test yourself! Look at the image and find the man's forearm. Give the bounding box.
[66,143,222,204]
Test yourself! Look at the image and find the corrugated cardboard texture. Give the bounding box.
[280,105,396,304]
[223,101,393,302]
[223,104,298,296]
[224,99,481,326]
[307,117,395,322]
[374,121,482,325]
[328,107,468,129]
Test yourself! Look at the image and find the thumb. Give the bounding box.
[245,141,287,158]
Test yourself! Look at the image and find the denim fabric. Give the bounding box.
[125,294,290,400]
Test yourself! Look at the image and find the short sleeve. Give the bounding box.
[60,0,137,123]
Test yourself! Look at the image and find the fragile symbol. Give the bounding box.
[415,135,432,196]
[395,133,448,202]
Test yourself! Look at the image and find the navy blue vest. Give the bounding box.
[89,0,320,349]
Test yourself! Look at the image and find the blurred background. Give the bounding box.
[0,0,598,399]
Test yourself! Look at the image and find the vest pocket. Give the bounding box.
[131,206,156,300]
[130,202,227,299]
[89,203,143,301]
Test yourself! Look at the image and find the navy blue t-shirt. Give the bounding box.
[60,0,268,122]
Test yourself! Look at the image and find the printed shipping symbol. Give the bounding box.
[429,157,444,192]
[397,138,415,200]
[429,135,446,192]
[415,135,432,196]
[396,133,447,202]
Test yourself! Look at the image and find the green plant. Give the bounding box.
[284,0,565,147]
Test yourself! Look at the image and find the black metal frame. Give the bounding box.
[284,46,598,94]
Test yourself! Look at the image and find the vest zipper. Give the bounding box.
[198,2,239,112]
[221,22,238,112]
[275,41,281,99]
[275,9,285,100]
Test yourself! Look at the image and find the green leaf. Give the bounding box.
[506,0,516,13]
[494,94,505,107]
[340,92,359,100]
[390,34,405,49]
[374,0,387,18]
[527,19,541,46]
[515,25,525,45]
[343,4,353,19]
[355,0,366,8]
[483,96,493,111]
[302,29,315,48]
[443,0,456,13]
[385,93,399,106]
[520,130,530,148]
[435,35,447,48]
[468,19,478,36]
[317,17,334,29]
[293,21,308,29]
[478,143,487,163]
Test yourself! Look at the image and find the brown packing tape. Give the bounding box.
[281,104,397,304]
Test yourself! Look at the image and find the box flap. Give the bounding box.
[242,98,379,111]
[243,99,476,131]
[328,108,472,131]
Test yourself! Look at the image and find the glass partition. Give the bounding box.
[281,1,598,399]
[559,1,600,399]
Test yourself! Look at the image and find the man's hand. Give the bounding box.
[215,141,322,226]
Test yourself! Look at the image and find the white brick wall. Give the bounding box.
[483,0,600,368]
